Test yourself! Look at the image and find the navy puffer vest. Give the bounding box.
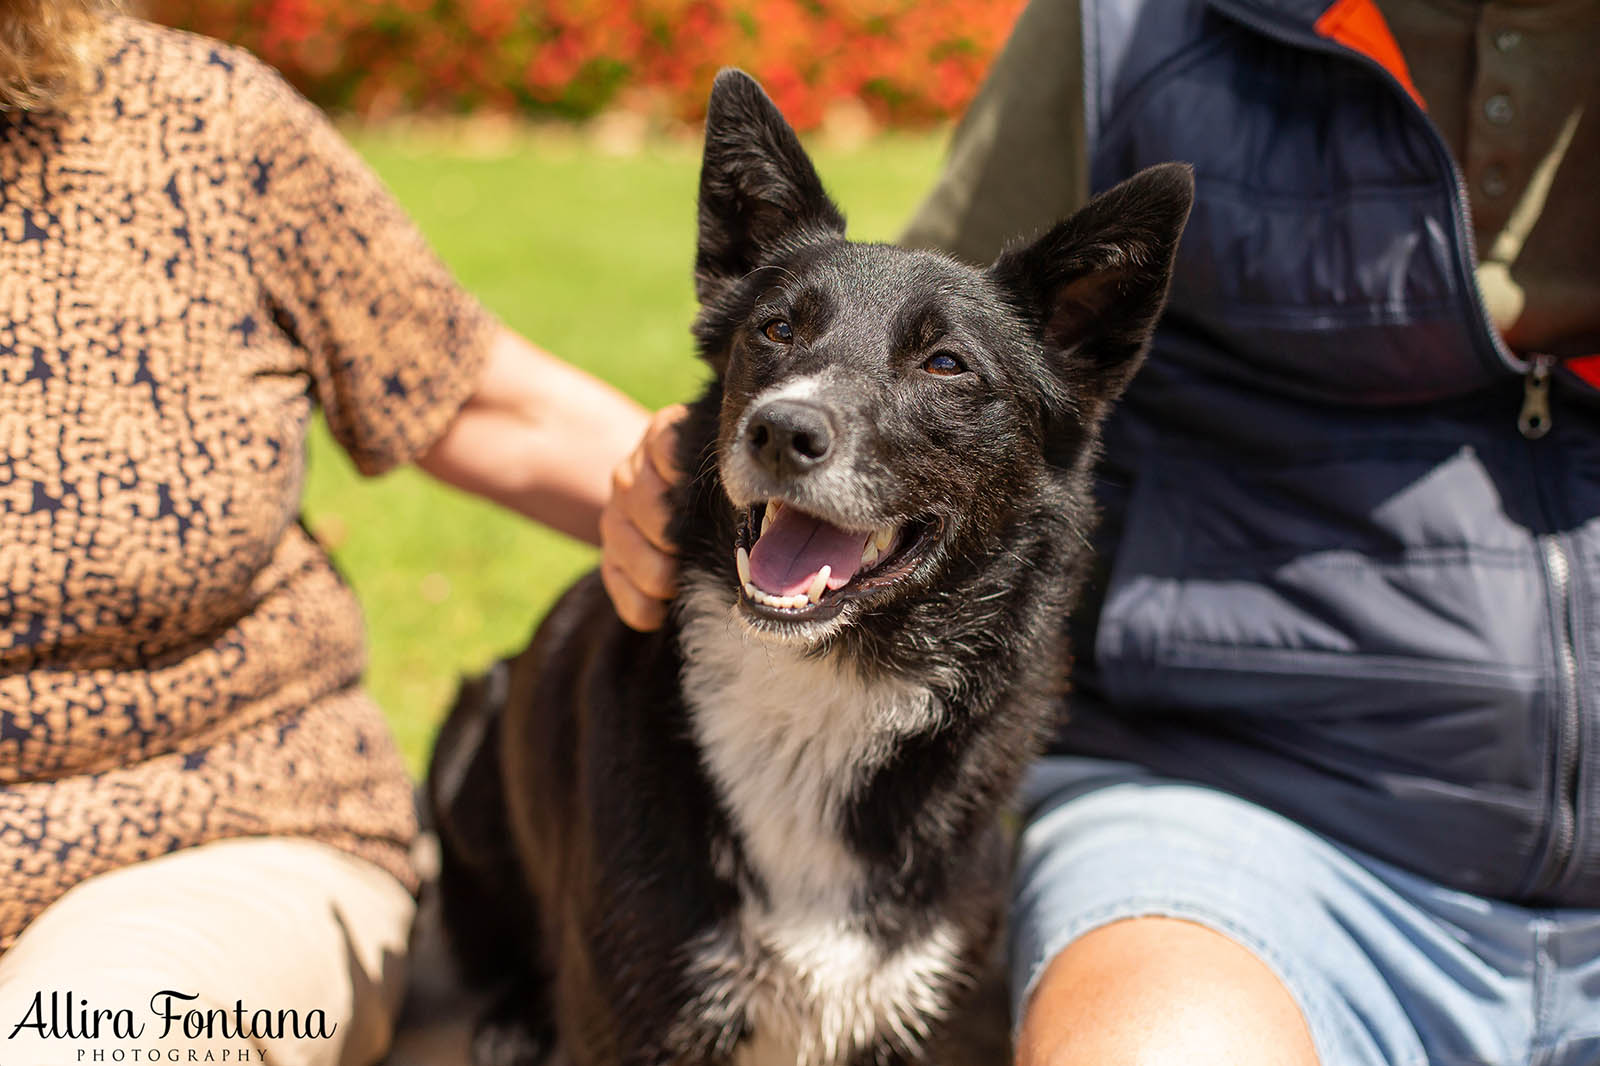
[1061,0,1600,905]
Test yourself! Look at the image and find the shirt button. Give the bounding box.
[1484,93,1515,125]
[1495,30,1522,52]
[1481,166,1508,198]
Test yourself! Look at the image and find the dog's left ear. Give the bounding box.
[989,163,1193,452]
[695,70,846,310]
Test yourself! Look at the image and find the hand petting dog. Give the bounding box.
[601,403,688,631]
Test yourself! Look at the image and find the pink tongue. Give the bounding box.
[748,506,868,597]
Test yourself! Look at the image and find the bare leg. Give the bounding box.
[1015,916,1319,1066]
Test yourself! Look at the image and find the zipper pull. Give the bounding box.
[1519,354,1555,439]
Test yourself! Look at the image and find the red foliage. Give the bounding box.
[144,0,1026,127]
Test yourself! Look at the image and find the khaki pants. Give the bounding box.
[0,838,415,1066]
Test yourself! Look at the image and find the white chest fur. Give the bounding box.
[689,917,967,1066]
[675,581,966,1065]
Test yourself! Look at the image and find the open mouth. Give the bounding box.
[733,501,942,621]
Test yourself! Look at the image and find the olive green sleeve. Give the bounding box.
[900,0,1090,266]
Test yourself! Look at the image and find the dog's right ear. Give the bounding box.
[695,70,846,312]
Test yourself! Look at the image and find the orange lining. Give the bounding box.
[1313,0,1424,109]
[1565,355,1600,389]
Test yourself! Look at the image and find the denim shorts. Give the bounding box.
[1011,757,1600,1066]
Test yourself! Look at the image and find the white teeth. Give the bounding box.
[874,526,896,552]
[761,503,778,538]
[736,546,751,585]
[741,568,831,612]
[806,566,830,603]
[745,587,805,609]
[861,542,879,568]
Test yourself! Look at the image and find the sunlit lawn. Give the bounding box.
[307,123,948,773]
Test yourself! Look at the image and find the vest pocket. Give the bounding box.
[1093,444,1547,722]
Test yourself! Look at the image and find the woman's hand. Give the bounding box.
[600,404,688,631]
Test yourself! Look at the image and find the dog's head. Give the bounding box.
[678,70,1191,651]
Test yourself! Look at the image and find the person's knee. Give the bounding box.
[1015,916,1320,1066]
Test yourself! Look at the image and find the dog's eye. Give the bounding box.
[762,319,794,343]
[923,352,966,376]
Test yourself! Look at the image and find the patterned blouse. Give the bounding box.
[0,17,496,949]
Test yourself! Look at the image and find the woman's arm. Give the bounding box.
[417,325,649,544]
[417,325,682,629]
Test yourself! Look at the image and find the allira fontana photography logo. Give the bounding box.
[7,990,338,1062]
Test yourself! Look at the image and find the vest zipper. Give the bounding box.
[1519,354,1555,439]
[1520,351,1579,893]
[1534,533,1581,894]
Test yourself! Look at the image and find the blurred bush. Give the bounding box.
[145,0,1025,129]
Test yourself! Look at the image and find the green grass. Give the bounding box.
[303,125,949,773]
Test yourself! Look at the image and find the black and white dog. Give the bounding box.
[428,70,1191,1066]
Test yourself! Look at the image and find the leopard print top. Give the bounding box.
[0,17,496,949]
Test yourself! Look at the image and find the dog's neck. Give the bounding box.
[676,573,941,910]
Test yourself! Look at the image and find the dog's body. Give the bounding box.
[429,71,1191,1066]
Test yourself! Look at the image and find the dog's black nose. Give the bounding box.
[747,400,834,477]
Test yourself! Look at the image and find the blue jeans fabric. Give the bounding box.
[1011,757,1600,1066]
